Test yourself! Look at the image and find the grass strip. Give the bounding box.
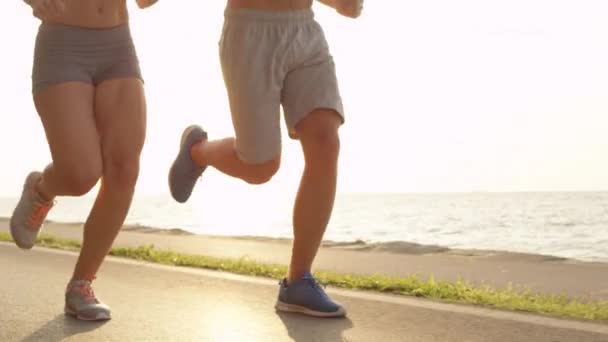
[1,232,606,321]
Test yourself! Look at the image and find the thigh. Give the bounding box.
[226,79,282,164]
[94,78,147,166]
[220,22,282,164]
[282,59,344,137]
[282,22,345,138]
[295,109,342,140]
[34,82,102,172]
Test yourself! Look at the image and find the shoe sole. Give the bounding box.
[168,125,206,203]
[275,301,346,318]
[64,306,112,321]
[9,172,44,250]
[9,223,34,250]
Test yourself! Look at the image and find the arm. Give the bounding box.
[316,0,336,7]
[316,0,363,19]
[23,0,65,19]
[136,0,158,9]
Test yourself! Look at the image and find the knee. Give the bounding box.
[303,126,341,162]
[297,110,341,162]
[55,162,102,196]
[310,128,340,157]
[242,157,281,185]
[104,156,140,190]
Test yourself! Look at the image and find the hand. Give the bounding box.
[28,0,65,20]
[336,0,363,19]
[136,0,158,9]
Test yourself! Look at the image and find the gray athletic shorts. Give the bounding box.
[220,8,345,164]
[32,23,142,95]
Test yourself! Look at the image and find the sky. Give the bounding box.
[1,0,607,198]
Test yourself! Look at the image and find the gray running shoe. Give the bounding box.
[10,171,54,250]
[168,125,207,203]
[64,280,111,321]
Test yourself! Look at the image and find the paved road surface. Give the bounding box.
[1,243,607,342]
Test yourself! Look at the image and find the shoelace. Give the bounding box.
[280,277,328,294]
[71,281,98,303]
[26,200,53,231]
[304,277,330,299]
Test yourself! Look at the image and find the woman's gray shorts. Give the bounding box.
[32,23,143,95]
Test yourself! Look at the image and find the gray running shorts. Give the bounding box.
[220,8,345,164]
[32,23,143,95]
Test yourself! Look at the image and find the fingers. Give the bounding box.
[338,0,363,19]
[32,0,65,20]
[353,0,364,17]
[136,0,159,9]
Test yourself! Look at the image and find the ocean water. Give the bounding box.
[1,192,607,262]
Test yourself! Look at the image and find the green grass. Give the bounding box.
[1,232,607,322]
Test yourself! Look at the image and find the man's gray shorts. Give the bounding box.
[32,23,142,95]
[220,8,345,164]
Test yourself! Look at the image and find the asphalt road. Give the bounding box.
[1,243,607,342]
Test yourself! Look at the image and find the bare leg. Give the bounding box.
[288,109,341,282]
[34,82,103,201]
[191,138,280,185]
[71,78,146,280]
[191,109,340,282]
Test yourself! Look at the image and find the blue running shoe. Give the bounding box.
[275,272,346,318]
